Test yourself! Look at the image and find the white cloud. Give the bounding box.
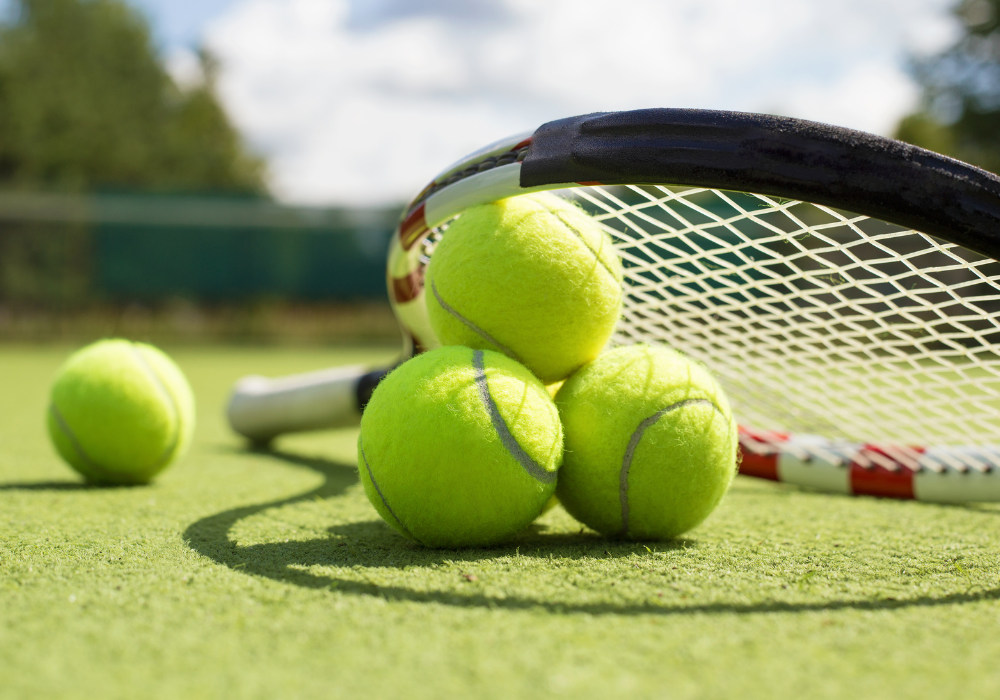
[773,62,923,136]
[205,0,960,205]
[165,47,206,90]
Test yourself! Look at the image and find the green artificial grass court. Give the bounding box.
[2,343,999,699]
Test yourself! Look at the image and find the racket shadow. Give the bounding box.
[183,445,1000,617]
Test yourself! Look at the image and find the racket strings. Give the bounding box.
[564,185,1000,450]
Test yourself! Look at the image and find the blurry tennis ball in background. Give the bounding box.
[426,192,623,383]
[358,345,562,548]
[555,344,737,540]
[48,339,195,485]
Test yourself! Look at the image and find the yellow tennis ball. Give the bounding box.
[426,192,623,383]
[47,339,195,485]
[539,494,560,516]
[555,345,737,540]
[357,345,562,548]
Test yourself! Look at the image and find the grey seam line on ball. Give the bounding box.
[431,281,522,362]
[359,441,420,543]
[536,200,619,282]
[472,349,557,484]
[130,344,180,469]
[48,404,117,481]
[619,398,725,536]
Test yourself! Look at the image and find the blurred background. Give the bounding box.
[0,0,997,345]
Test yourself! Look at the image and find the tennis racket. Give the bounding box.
[227,108,1000,504]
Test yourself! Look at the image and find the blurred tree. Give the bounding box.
[0,0,266,193]
[895,0,1000,174]
[0,0,267,309]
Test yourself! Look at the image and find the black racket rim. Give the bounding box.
[518,108,1000,259]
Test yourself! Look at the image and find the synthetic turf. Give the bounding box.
[1,345,999,699]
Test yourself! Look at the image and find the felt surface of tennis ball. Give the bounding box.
[555,344,737,540]
[426,192,623,383]
[47,339,196,485]
[357,345,562,548]
[539,494,560,516]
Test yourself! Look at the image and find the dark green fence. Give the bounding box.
[0,192,400,304]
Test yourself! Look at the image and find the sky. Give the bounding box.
[124,0,962,206]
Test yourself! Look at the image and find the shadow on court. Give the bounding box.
[0,480,127,491]
[182,445,1000,617]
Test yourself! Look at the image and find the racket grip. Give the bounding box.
[226,365,390,443]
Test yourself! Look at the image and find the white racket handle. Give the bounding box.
[227,364,390,443]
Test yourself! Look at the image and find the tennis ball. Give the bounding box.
[47,339,195,485]
[539,494,560,516]
[426,192,623,383]
[357,345,562,548]
[555,345,737,540]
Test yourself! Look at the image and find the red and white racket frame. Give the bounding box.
[382,109,1000,504]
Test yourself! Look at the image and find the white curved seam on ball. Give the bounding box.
[472,349,557,484]
[619,398,725,536]
[359,441,420,543]
[431,280,522,361]
[535,199,619,282]
[130,344,181,470]
[48,403,118,481]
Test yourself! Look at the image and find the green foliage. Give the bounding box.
[894,0,1000,174]
[0,0,265,193]
[894,113,956,158]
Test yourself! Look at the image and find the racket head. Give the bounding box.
[386,109,1000,496]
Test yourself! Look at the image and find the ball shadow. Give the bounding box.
[183,444,1000,617]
